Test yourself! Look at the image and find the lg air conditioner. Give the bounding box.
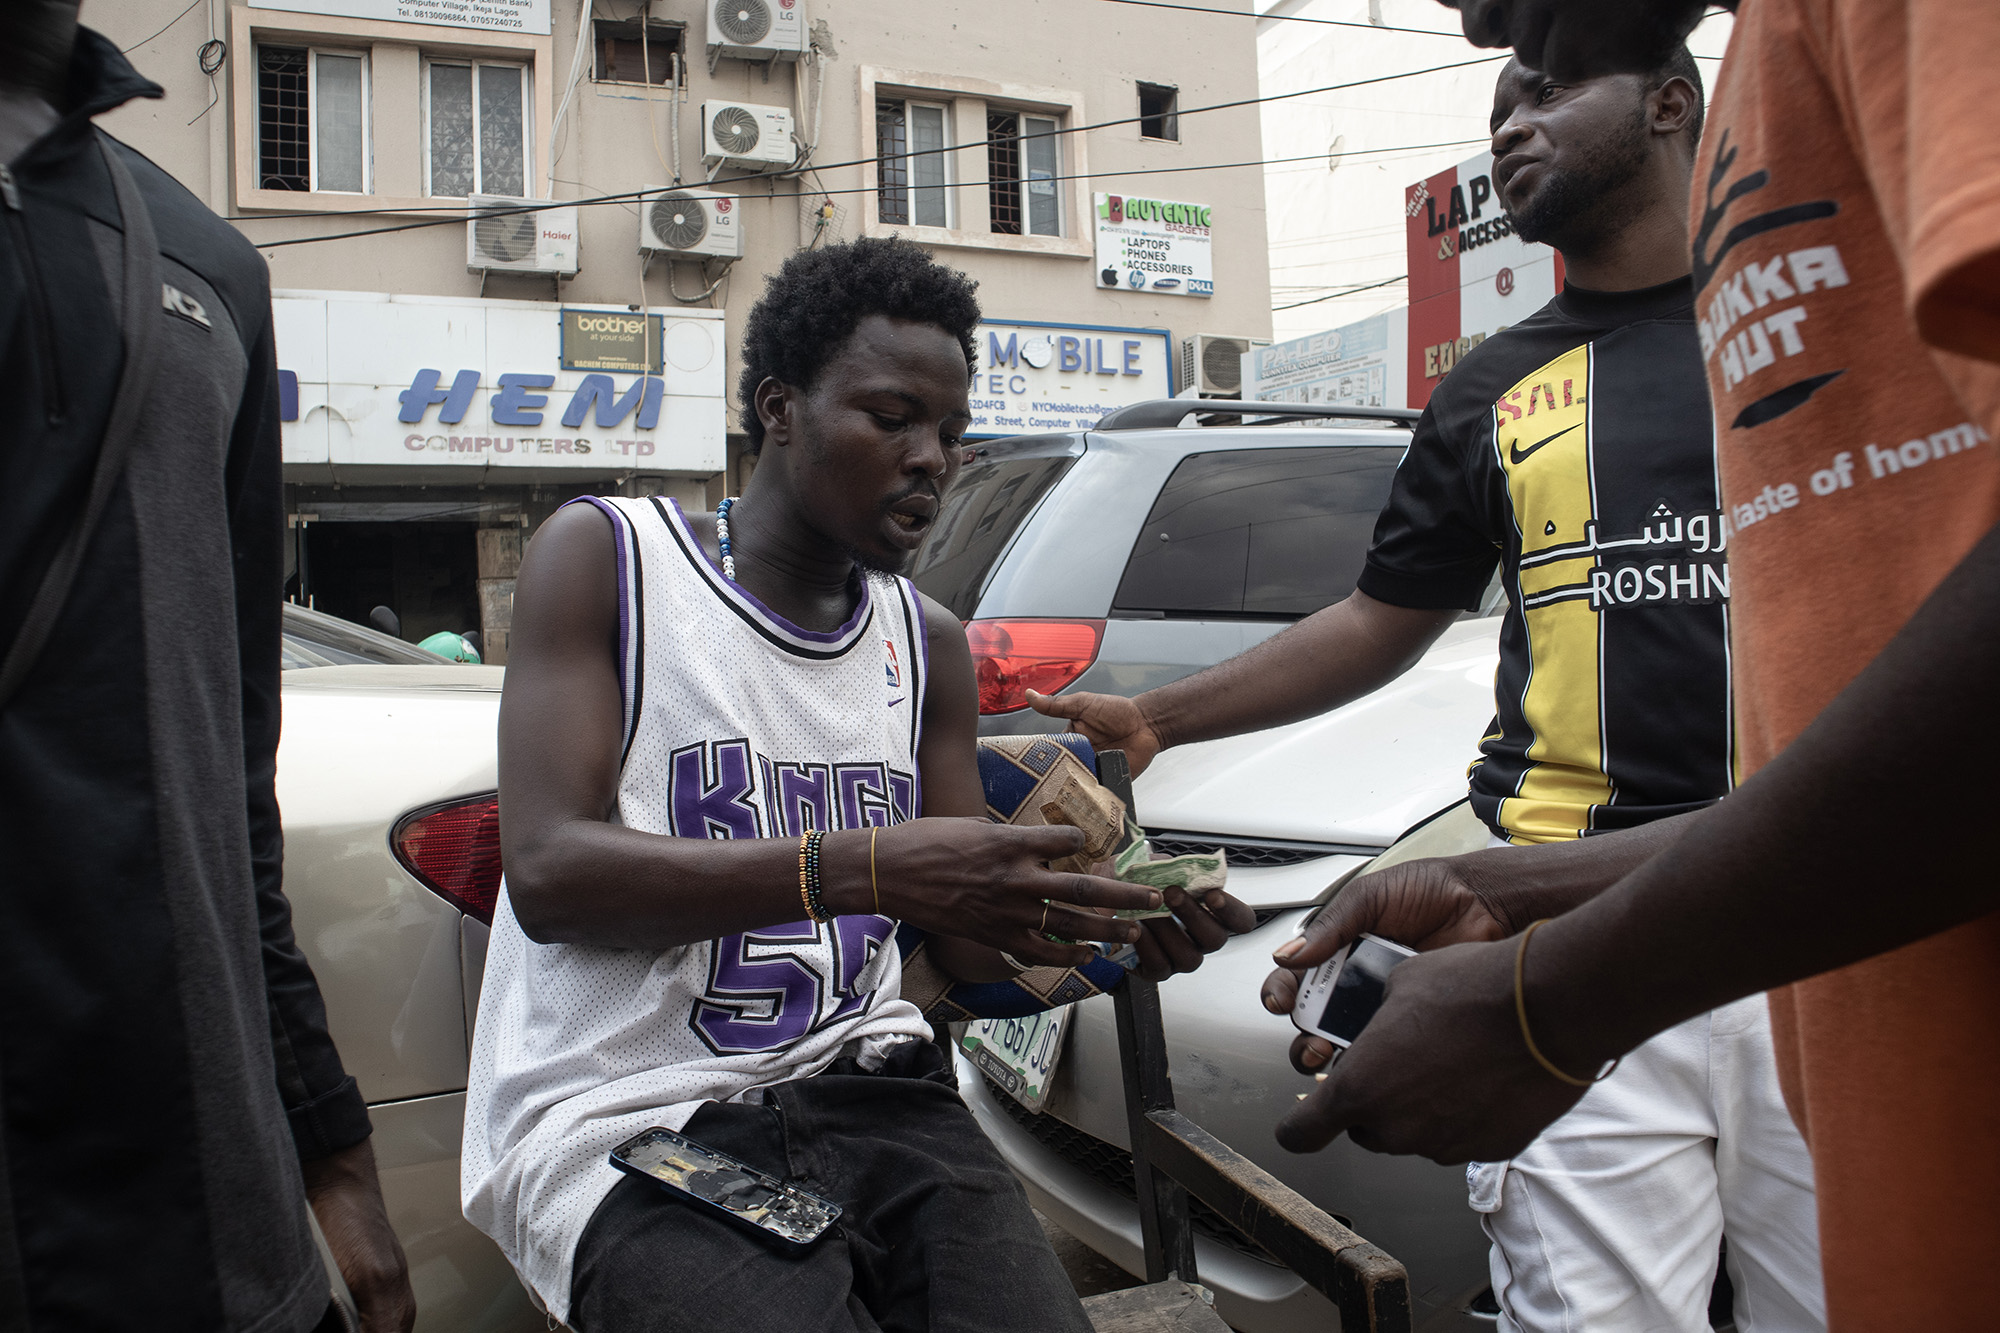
[638,189,743,259]
[1180,333,1270,397]
[466,197,580,276]
[707,0,808,63]
[702,100,798,171]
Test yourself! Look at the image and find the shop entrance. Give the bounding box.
[300,521,482,647]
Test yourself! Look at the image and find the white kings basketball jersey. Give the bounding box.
[461,496,935,1320]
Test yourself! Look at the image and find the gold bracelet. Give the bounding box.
[1514,919,1620,1088]
[869,827,881,917]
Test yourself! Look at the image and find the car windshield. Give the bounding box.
[911,448,1077,619]
[281,603,447,668]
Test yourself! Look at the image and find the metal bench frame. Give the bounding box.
[1094,750,1413,1333]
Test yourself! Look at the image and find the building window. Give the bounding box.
[1138,82,1179,141]
[427,60,530,198]
[987,110,1060,237]
[876,99,950,228]
[257,46,371,193]
[593,19,681,85]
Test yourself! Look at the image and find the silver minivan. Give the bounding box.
[909,402,1428,734]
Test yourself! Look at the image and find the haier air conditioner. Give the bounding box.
[466,197,580,276]
[638,189,743,259]
[702,100,798,171]
[707,0,808,63]
[1180,333,1270,398]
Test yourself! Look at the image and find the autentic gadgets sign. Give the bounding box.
[1095,193,1213,298]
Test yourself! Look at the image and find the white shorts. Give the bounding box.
[1472,839,1825,1331]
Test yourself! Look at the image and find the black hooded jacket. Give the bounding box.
[0,29,368,1331]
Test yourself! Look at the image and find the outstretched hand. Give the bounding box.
[870,818,1163,970]
[1261,855,1514,1073]
[1024,689,1165,776]
[1270,935,1590,1162]
[1129,884,1260,981]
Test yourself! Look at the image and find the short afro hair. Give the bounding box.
[737,236,982,452]
[1647,45,1705,148]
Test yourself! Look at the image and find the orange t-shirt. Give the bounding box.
[1695,0,2000,1325]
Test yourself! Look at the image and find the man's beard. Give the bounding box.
[1506,112,1651,250]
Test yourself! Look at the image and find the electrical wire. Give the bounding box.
[122,0,204,53]
[1272,272,1407,311]
[545,0,599,195]
[1101,0,1463,37]
[247,135,1501,249]
[233,52,1509,237]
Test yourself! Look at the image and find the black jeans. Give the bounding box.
[568,1040,1092,1333]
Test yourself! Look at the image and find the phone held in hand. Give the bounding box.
[609,1127,841,1247]
[1290,933,1418,1049]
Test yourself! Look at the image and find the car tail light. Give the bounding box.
[393,793,502,924]
[963,618,1105,715]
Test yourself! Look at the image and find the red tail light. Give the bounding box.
[963,618,1105,715]
[393,794,503,924]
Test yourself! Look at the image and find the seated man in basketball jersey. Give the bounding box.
[462,237,1252,1332]
[1037,52,1826,1333]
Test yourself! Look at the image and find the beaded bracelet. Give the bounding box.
[797,829,830,924]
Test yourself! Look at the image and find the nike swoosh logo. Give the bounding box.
[1508,423,1578,465]
[886,697,905,708]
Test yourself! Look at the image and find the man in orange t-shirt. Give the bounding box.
[1267,2,2000,1326]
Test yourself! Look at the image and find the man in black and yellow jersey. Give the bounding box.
[1034,49,1825,1333]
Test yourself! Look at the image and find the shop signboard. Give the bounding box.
[273,292,726,474]
[1242,309,1409,410]
[1404,150,1561,408]
[256,0,550,34]
[561,309,665,374]
[969,320,1172,437]
[1093,193,1213,298]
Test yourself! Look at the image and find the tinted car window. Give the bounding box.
[910,453,1076,619]
[1113,446,1402,618]
[281,603,446,668]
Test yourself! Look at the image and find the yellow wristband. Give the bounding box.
[1514,919,1620,1088]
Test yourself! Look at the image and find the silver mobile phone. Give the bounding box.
[609,1127,841,1247]
[1289,932,1417,1049]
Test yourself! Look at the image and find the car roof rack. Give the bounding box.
[1093,400,1420,430]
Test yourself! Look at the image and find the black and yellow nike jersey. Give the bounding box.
[1360,277,1731,843]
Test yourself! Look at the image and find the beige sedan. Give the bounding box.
[279,605,539,1329]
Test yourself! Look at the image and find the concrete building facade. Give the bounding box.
[90,0,1273,659]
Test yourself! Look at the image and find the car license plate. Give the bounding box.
[959,1007,1071,1114]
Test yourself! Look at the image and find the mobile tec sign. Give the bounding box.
[1094,194,1214,298]
[968,320,1172,437]
[1404,151,1562,407]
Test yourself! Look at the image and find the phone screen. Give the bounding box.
[1316,937,1408,1044]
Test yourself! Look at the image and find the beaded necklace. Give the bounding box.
[715,496,737,581]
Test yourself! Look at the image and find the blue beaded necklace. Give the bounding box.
[715,496,737,582]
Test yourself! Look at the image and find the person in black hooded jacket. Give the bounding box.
[0,5,414,1329]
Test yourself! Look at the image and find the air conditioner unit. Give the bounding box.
[1180,333,1270,397]
[638,189,743,259]
[702,100,797,170]
[707,0,808,63]
[466,197,580,275]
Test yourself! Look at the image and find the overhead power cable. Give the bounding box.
[1272,272,1408,311]
[121,0,204,52]
[251,139,1486,250]
[238,54,1508,245]
[1101,0,1465,37]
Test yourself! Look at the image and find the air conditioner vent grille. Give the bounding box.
[713,0,772,45]
[1202,337,1246,392]
[649,193,710,250]
[709,105,762,156]
[474,207,537,264]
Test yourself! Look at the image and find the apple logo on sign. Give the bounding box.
[1020,337,1055,369]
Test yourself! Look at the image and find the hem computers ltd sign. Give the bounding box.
[273,293,725,473]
